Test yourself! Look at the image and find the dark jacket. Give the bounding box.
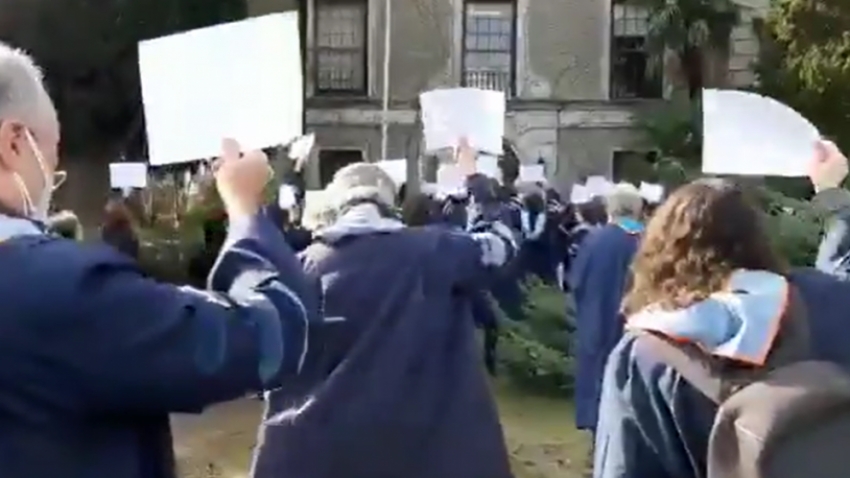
[593,188,850,478]
[251,175,519,478]
[569,220,642,431]
[0,213,316,478]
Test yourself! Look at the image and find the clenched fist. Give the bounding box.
[214,138,272,218]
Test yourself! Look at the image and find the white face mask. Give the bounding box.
[12,129,56,221]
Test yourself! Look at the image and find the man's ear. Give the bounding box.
[0,120,25,171]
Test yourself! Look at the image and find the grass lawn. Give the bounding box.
[173,379,590,478]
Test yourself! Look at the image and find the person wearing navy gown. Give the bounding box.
[251,140,519,478]
[569,184,644,434]
[0,44,317,478]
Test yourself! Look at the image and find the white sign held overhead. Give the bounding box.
[585,176,612,197]
[420,88,505,156]
[288,133,315,161]
[477,154,502,182]
[109,162,148,189]
[375,159,407,185]
[570,184,590,204]
[519,164,545,183]
[701,89,820,177]
[278,184,298,209]
[639,181,664,203]
[138,13,303,166]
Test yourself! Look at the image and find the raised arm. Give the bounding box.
[70,211,316,414]
[809,140,850,278]
[73,141,317,414]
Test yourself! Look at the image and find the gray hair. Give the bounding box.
[0,42,55,127]
[605,183,644,219]
[302,163,399,230]
[325,162,398,210]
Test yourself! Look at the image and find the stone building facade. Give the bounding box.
[247,0,766,192]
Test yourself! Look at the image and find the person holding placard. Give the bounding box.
[0,42,319,478]
[252,138,517,478]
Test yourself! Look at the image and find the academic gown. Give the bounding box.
[251,178,517,478]
[0,213,316,478]
[568,219,641,431]
[519,210,560,286]
[489,198,526,321]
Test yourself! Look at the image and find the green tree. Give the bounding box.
[755,0,850,154]
[628,0,740,99]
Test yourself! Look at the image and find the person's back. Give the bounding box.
[251,152,517,478]
[594,150,850,478]
[569,187,644,434]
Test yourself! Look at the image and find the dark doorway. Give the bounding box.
[319,149,363,187]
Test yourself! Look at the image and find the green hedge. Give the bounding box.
[497,282,574,397]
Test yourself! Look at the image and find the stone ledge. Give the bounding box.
[306,106,639,128]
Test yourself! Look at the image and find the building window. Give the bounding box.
[462,1,517,96]
[314,0,368,94]
[612,150,659,183]
[610,1,662,99]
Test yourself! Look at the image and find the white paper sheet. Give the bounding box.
[420,88,505,155]
[304,190,324,208]
[288,133,315,160]
[478,154,502,182]
[109,162,148,188]
[139,12,303,166]
[436,164,464,192]
[639,181,664,203]
[701,89,820,177]
[278,184,298,208]
[375,159,407,185]
[519,164,545,183]
[570,184,590,204]
[585,176,612,197]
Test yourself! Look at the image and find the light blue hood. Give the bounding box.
[0,214,44,241]
[627,269,787,365]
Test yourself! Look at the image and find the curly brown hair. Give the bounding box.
[622,178,787,316]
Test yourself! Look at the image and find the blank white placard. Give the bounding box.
[585,176,612,197]
[278,184,298,208]
[702,89,820,177]
[109,162,148,188]
[420,88,505,155]
[375,159,407,185]
[436,163,464,191]
[478,154,502,182]
[639,181,664,203]
[519,164,545,183]
[570,184,590,204]
[139,13,303,166]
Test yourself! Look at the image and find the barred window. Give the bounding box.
[610,2,662,99]
[314,0,368,94]
[462,1,516,96]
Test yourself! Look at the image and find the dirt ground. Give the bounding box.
[172,381,590,478]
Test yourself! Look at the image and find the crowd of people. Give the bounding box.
[3,40,850,478]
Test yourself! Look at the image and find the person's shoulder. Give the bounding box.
[606,332,683,400]
[0,235,136,317]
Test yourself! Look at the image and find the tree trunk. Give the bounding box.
[682,46,704,100]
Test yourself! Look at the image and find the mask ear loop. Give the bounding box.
[52,171,67,190]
